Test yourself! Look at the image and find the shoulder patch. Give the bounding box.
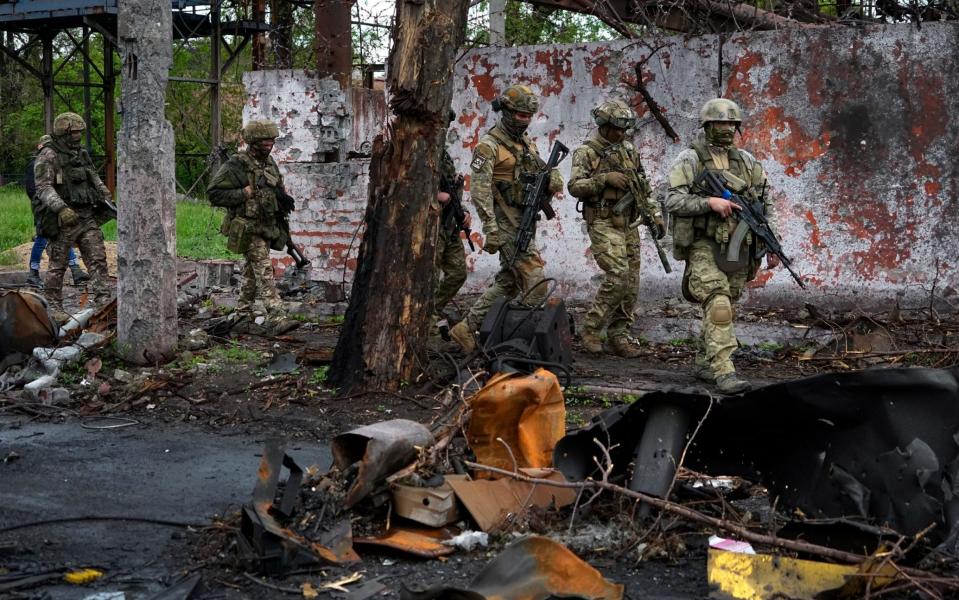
[470,143,495,171]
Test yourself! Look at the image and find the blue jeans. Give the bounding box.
[30,236,77,270]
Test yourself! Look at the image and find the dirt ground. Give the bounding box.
[2,271,957,599]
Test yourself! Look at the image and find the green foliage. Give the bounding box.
[311,365,330,385]
[209,342,262,364]
[0,186,36,252]
[467,1,618,48]
[758,341,784,352]
[668,337,696,347]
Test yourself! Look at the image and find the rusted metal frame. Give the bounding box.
[103,36,115,192]
[210,0,221,151]
[0,42,43,80]
[42,33,54,132]
[252,0,266,69]
[219,33,251,77]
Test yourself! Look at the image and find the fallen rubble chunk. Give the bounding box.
[400,536,623,600]
[76,331,107,349]
[392,478,459,527]
[332,419,434,509]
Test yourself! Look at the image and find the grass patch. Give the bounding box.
[311,365,330,385]
[0,184,239,261]
[209,342,263,364]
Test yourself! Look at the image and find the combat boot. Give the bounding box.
[70,263,90,284]
[715,372,751,395]
[579,329,604,354]
[449,320,476,353]
[609,335,646,358]
[692,355,716,383]
[27,269,44,288]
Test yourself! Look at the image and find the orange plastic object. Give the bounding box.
[467,369,565,478]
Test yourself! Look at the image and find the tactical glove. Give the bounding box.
[58,207,79,228]
[605,172,629,190]
[483,230,502,255]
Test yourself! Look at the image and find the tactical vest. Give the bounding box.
[580,138,649,226]
[220,152,284,247]
[672,141,760,259]
[51,143,103,210]
[486,127,544,207]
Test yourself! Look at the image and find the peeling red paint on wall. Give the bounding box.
[467,54,498,102]
[724,49,765,109]
[531,48,573,97]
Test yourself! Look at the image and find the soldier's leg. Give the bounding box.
[686,240,737,377]
[247,236,282,313]
[513,248,547,307]
[434,236,468,315]
[74,226,110,303]
[584,220,627,334]
[465,258,519,331]
[43,233,73,314]
[607,226,644,356]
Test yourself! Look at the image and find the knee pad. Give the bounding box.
[706,295,733,326]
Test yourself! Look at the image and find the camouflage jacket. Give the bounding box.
[665,139,777,258]
[207,150,285,243]
[33,139,112,236]
[567,132,660,221]
[468,124,562,234]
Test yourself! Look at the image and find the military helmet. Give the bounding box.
[492,84,539,114]
[699,98,743,127]
[592,99,636,129]
[242,119,279,143]
[53,112,86,137]
[38,134,52,147]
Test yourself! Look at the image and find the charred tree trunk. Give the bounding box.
[329,0,469,394]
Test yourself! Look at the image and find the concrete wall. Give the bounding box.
[245,23,958,309]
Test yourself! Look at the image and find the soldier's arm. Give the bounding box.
[206,159,249,208]
[566,147,605,199]
[468,142,497,230]
[548,168,564,195]
[664,150,710,217]
[34,150,68,213]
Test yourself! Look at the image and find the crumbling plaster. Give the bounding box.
[244,23,958,309]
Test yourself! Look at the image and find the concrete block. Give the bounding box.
[51,345,82,364]
[24,374,56,392]
[77,332,107,349]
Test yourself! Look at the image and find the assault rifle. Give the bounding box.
[512,141,570,266]
[258,174,311,270]
[610,152,671,273]
[693,170,805,288]
[441,173,475,251]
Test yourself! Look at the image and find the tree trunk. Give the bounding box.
[116,0,178,364]
[329,0,469,394]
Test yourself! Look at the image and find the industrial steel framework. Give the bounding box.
[0,0,268,193]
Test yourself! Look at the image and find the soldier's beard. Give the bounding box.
[500,112,529,139]
[706,127,736,148]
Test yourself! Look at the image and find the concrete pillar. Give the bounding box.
[116,0,178,364]
[489,0,506,46]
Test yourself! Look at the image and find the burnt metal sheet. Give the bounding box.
[238,441,358,574]
[400,536,623,600]
[332,419,433,509]
[555,367,959,539]
[0,290,58,359]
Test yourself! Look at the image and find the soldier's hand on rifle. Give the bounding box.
[708,196,741,218]
[766,254,781,269]
[243,185,254,199]
[437,191,451,205]
[605,172,629,190]
[653,216,667,240]
[57,207,79,228]
[462,212,473,229]
[483,229,502,255]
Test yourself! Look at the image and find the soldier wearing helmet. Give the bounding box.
[664,98,782,394]
[449,84,564,352]
[33,112,113,320]
[431,110,471,341]
[567,99,664,357]
[207,119,290,318]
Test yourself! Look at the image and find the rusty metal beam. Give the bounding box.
[314,0,353,87]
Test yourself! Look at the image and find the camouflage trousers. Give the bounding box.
[239,235,281,313]
[43,216,109,309]
[584,218,641,339]
[433,232,468,315]
[465,211,546,331]
[684,239,749,377]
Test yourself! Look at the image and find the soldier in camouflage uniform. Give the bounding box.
[432,111,471,336]
[34,113,113,320]
[207,120,288,316]
[568,99,665,357]
[665,99,782,394]
[449,84,564,352]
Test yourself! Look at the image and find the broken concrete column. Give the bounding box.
[116,0,178,364]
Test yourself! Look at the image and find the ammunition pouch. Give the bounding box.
[583,203,628,228]
[226,215,255,254]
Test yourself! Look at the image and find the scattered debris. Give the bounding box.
[0,289,58,358]
[440,530,488,551]
[392,477,460,527]
[446,468,576,532]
